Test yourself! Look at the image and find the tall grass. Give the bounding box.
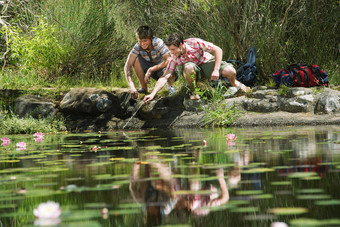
[0,0,338,86]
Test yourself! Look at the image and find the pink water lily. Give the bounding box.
[226,133,237,141]
[227,141,236,146]
[16,142,26,151]
[35,137,44,142]
[1,137,10,146]
[203,140,207,146]
[33,132,44,142]
[34,132,44,138]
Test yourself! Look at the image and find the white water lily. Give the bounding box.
[34,218,61,226]
[33,201,61,219]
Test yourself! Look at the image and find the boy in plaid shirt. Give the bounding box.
[144,33,250,102]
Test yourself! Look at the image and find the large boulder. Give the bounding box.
[59,88,122,116]
[14,95,56,118]
[138,95,184,120]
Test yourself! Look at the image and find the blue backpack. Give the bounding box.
[227,47,257,87]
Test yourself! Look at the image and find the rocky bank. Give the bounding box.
[6,85,340,131]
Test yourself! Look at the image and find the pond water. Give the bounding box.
[1,126,340,227]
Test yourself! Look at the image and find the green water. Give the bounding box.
[0,126,340,227]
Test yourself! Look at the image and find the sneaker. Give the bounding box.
[137,88,147,94]
[235,81,252,93]
[168,86,176,96]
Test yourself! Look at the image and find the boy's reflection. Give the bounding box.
[130,159,178,226]
[175,168,229,216]
[130,156,233,226]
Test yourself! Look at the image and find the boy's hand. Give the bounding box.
[143,94,154,103]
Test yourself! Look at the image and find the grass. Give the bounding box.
[0,110,66,135]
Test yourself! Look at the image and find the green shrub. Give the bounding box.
[194,82,242,127]
[4,17,72,77]
[0,110,66,135]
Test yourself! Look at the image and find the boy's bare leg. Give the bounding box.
[132,57,148,91]
[222,65,251,92]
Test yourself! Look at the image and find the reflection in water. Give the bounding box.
[0,126,340,226]
[130,147,253,226]
[130,159,177,226]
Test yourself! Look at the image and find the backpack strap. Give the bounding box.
[287,64,303,85]
[245,47,256,68]
[226,60,244,66]
[308,65,325,85]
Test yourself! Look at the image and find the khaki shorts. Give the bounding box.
[182,57,234,81]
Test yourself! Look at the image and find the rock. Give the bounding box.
[315,88,340,114]
[243,99,279,112]
[4,85,340,131]
[14,95,56,119]
[59,88,121,116]
[138,95,184,120]
[183,98,201,111]
[278,94,315,113]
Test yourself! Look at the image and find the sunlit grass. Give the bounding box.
[0,110,66,134]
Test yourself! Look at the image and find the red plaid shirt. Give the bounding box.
[166,38,214,72]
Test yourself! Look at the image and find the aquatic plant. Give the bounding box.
[195,83,242,127]
[33,132,44,138]
[226,134,236,141]
[16,141,26,150]
[33,201,62,226]
[33,201,61,219]
[1,137,10,146]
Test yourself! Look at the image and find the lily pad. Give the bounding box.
[118,203,142,209]
[288,172,317,178]
[315,200,340,206]
[290,218,340,226]
[236,190,263,195]
[84,203,110,209]
[271,181,292,186]
[62,210,102,221]
[297,188,324,194]
[241,168,275,174]
[111,209,142,215]
[267,207,308,215]
[297,194,331,200]
[65,221,101,227]
[231,206,260,213]
[251,194,273,199]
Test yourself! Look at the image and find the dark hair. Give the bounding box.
[136,26,153,39]
[165,33,184,47]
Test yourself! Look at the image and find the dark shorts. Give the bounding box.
[138,55,179,81]
[182,57,234,81]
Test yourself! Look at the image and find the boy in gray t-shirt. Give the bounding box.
[124,26,177,99]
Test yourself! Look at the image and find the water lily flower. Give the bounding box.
[34,132,44,138]
[101,208,109,219]
[203,140,207,146]
[33,201,61,220]
[227,141,236,147]
[1,137,10,146]
[226,133,237,141]
[34,132,44,142]
[91,145,101,151]
[34,218,61,226]
[34,137,44,142]
[16,142,26,150]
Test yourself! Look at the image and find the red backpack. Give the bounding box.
[272,64,329,87]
